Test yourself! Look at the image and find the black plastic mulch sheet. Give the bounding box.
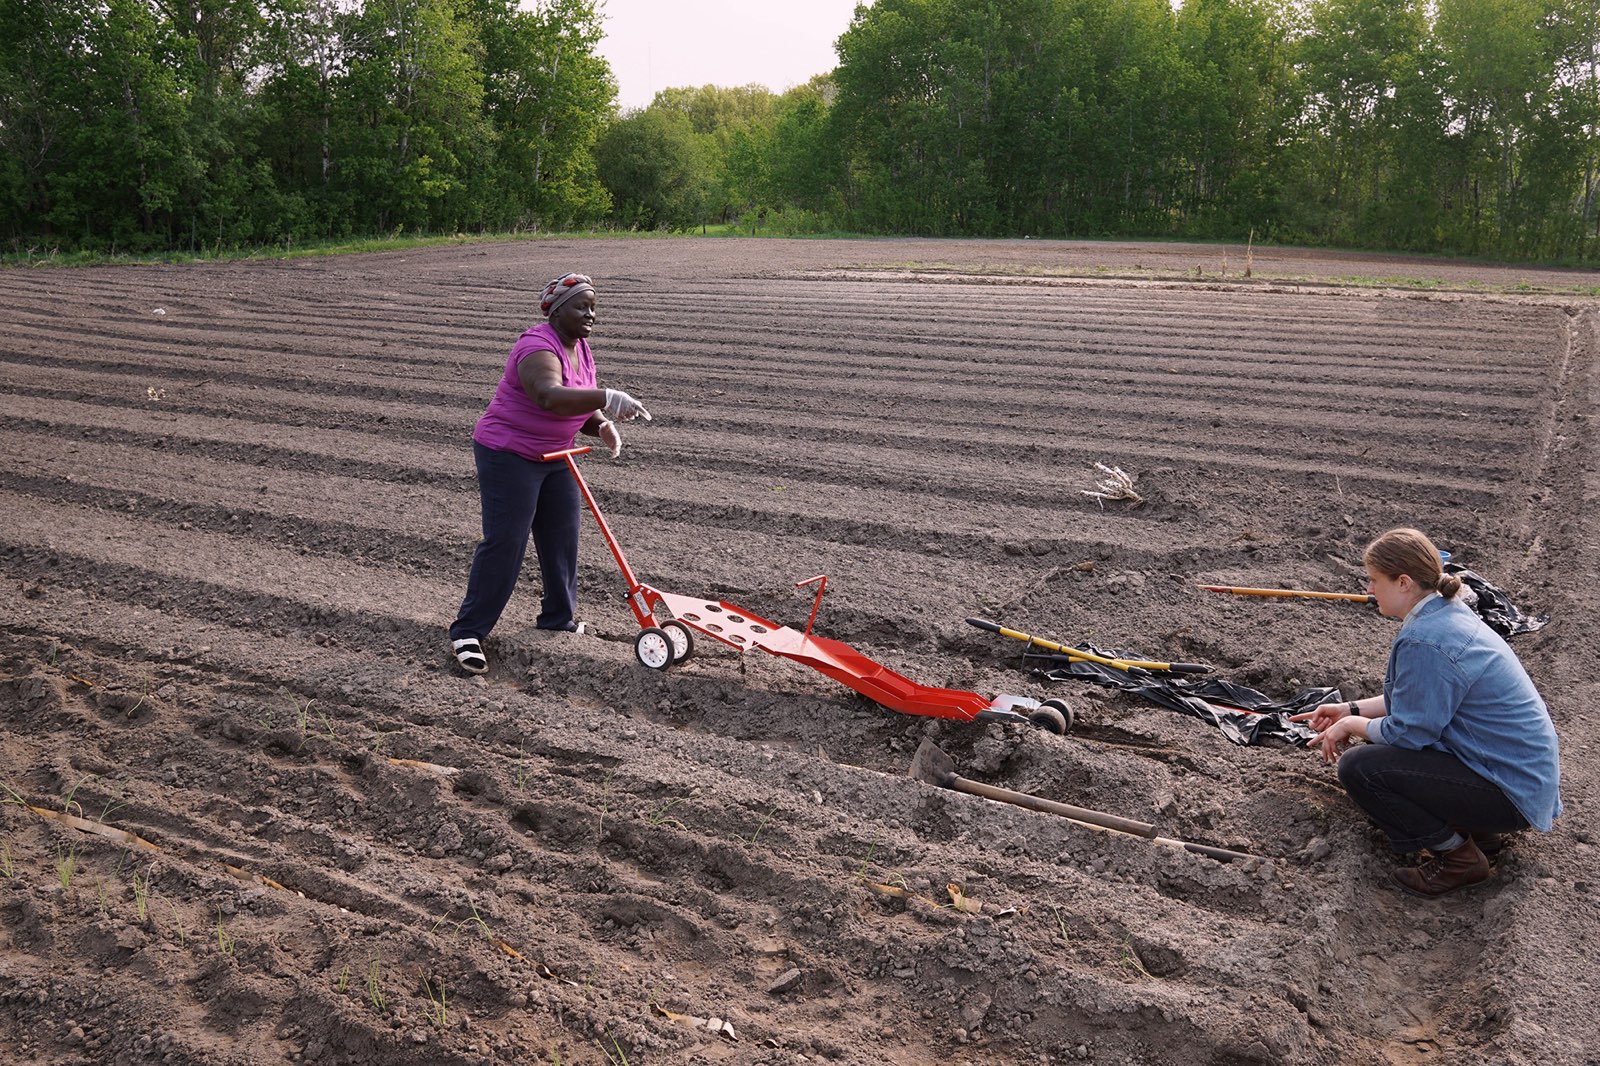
[1029,648,1328,747]
[1015,569,1544,748]
[1447,564,1549,637]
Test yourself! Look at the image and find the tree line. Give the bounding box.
[4,0,1597,262]
[0,0,613,251]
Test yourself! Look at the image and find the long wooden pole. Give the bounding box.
[1197,585,1375,604]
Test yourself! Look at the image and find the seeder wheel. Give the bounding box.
[635,627,674,670]
[659,620,695,663]
[1030,699,1074,735]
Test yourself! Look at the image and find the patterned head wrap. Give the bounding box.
[540,272,595,317]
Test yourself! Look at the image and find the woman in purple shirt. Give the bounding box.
[1294,528,1562,898]
[449,273,651,676]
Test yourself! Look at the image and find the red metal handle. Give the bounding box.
[545,445,656,625]
[795,574,828,638]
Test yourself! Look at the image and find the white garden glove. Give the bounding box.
[602,388,652,423]
[598,420,622,458]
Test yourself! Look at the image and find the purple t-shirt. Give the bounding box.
[472,322,597,461]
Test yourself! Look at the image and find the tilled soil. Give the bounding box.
[1,236,1596,1066]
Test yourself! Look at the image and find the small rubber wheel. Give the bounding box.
[635,627,673,670]
[660,620,695,663]
[1031,699,1074,735]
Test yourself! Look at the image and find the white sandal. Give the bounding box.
[451,637,488,675]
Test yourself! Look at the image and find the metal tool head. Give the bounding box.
[908,738,958,788]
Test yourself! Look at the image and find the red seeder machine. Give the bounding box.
[545,447,1070,733]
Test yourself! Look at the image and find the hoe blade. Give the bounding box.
[908,738,958,788]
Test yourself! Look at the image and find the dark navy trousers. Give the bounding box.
[450,442,581,640]
[1338,744,1529,853]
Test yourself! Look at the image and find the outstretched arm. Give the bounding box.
[516,351,652,421]
[516,349,607,416]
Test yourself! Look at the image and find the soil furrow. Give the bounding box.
[0,389,1528,508]
[0,356,1544,470]
[1,238,1583,1066]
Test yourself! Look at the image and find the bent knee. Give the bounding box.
[1336,743,1384,788]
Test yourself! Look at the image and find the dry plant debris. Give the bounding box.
[651,1003,738,1042]
[1081,462,1145,507]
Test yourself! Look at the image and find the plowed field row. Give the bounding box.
[2,238,1594,1066]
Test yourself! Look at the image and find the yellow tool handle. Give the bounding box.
[966,618,1210,674]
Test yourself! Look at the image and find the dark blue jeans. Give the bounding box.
[1338,744,1529,854]
[450,442,581,641]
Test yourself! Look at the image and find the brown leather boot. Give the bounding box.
[1451,826,1513,857]
[1475,832,1511,857]
[1392,838,1492,898]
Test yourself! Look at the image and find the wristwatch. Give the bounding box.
[1346,701,1360,717]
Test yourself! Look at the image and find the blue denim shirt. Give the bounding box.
[1374,595,1562,830]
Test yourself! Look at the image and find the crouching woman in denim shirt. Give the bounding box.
[1292,528,1562,898]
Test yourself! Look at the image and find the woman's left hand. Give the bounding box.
[602,388,651,423]
[1305,714,1365,764]
[599,420,622,458]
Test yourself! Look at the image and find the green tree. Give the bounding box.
[249,0,345,239]
[766,78,843,217]
[1542,0,1600,254]
[594,107,710,229]
[830,0,998,234]
[1173,0,1296,236]
[157,0,284,246]
[50,0,201,250]
[1433,0,1546,253]
[649,83,775,137]
[1288,0,1433,246]
[647,83,776,221]
[333,0,493,232]
[832,0,1192,236]
[0,0,81,245]
[1429,0,1600,258]
[472,0,614,228]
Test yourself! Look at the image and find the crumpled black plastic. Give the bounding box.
[1027,647,1327,747]
[1447,564,1548,637]
[1012,567,1543,747]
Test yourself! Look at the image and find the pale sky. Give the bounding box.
[595,0,867,111]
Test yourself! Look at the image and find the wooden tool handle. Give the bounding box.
[951,776,1157,838]
[1197,585,1374,604]
[1154,837,1261,863]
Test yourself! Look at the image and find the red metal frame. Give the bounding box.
[795,574,827,638]
[541,447,1040,726]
